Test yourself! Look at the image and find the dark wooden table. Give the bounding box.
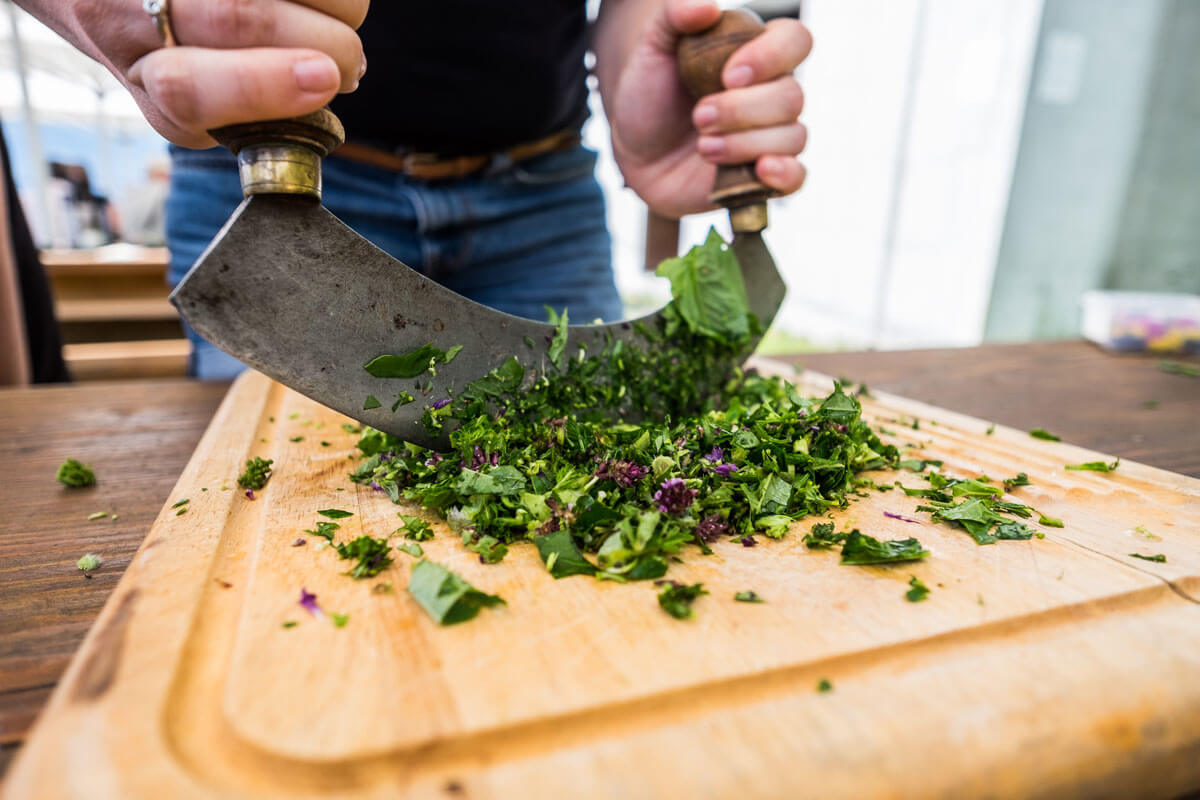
[1,341,1197,778]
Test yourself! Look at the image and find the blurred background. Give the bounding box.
[0,0,1197,381]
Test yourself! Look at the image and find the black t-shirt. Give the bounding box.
[330,2,590,155]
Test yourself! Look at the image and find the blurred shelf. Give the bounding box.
[62,339,189,381]
[54,297,178,323]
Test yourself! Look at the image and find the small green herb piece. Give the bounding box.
[898,458,943,473]
[1038,513,1065,528]
[1142,400,1160,410]
[657,582,707,619]
[76,553,102,572]
[87,511,108,521]
[396,541,424,557]
[985,423,996,435]
[363,395,382,410]
[1002,472,1031,491]
[734,590,764,603]
[175,507,188,516]
[237,457,273,490]
[839,531,929,565]
[56,458,96,488]
[1157,360,1200,379]
[804,521,846,549]
[1134,524,1161,541]
[305,521,340,541]
[289,436,305,443]
[392,391,415,411]
[330,612,350,628]
[465,534,509,564]
[408,559,505,625]
[282,620,298,629]
[364,343,457,379]
[373,581,394,594]
[1065,459,1120,473]
[171,498,189,509]
[1129,552,1167,563]
[1029,428,1061,442]
[817,678,833,693]
[533,528,597,578]
[288,412,300,420]
[320,441,331,447]
[341,423,361,434]
[905,575,930,602]
[335,535,393,578]
[397,515,434,541]
[318,508,353,519]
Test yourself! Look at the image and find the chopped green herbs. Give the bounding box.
[1002,472,1031,491]
[237,457,273,490]
[76,553,102,572]
[1038,513,1065,528]
[289,436,305,443]
[1129,552,1167,563]
[87,511,108,521]
[335,535,393,578]
[985,423,996,436]
[534,528,598,578]
[1065,459,1119,473]
[304,521,340,541]
[1157,360,1200,379]
[317,508,353,519]
[56,458,96,488]
[281,620,298,629]
[734,590,764,603]
[396,515,434,541]
[396,541,424,557]
[1029,428,1061,442]
[364,343,460,379]
[171,498,189,509]
[1134,525,1161,541]
[817,678,833,693]
[363,395,382,410]
[905,575,930,602]
[657,582,707,619]
[330,612,350,628]
[408,559,505,625]
[839,531,929,565]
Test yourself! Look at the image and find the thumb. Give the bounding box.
[646,0,721,52]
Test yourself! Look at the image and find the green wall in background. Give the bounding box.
[1105,0,1200,294]
[984,0,1166,341]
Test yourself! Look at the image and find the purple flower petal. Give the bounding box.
[432,398,451,410]
[370,481,382,491]
[244,489,255,500]
[299,588,322,618]
[654,478,696,515]
[704,446,724,463]
[740,536,757,547]
[709,463,739,477]
[884,511,923,525]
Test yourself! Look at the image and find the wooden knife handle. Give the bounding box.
[677,9,773,230]
[209,109,345,200]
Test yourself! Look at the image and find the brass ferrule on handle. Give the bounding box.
[677,8,772,234]
[210,109,345,201]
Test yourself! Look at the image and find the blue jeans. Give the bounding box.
[166,143,622,379]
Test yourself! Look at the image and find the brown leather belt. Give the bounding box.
[331,128,582,181]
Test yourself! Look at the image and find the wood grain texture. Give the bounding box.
[790,341,1200,478]
[4,365,1199,799]
[0,380,227,767]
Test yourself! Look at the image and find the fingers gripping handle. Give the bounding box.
[677,9,772,233]
[210,108,345,200]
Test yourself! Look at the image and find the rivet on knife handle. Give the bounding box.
[677,8,773,234]
[209,109,345,201]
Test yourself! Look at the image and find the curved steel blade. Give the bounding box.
[170,195,784,449]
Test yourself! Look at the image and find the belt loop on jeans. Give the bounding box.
[331,128,581,182]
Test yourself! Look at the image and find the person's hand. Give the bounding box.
[28,0,367,147]
[600,0,811,219]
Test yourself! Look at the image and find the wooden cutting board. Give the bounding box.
[6,365,1200,799]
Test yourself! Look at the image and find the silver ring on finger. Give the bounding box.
[143,0,178,47]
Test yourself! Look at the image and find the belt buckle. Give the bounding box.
[399,150,440,176]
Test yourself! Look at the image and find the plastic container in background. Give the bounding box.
[1081,290,1200,353]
